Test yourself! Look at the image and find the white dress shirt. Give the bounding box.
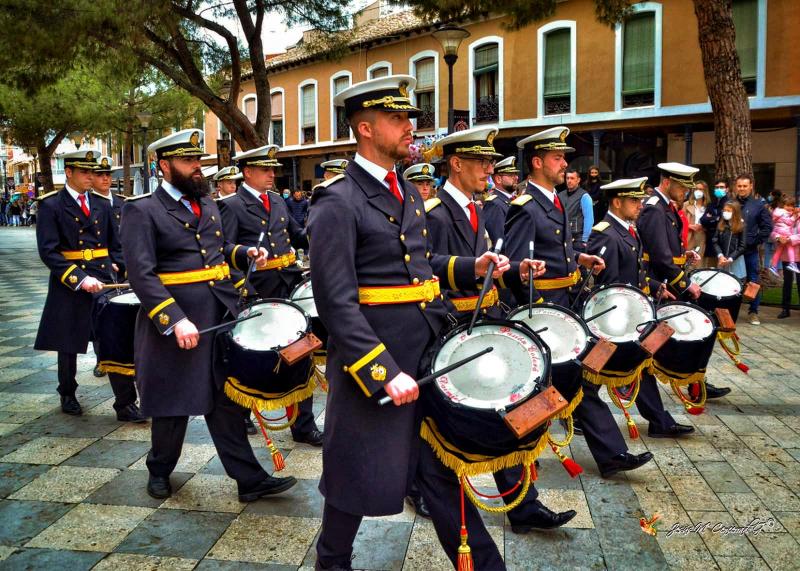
[442,180,474,219]
[353,153,402,198]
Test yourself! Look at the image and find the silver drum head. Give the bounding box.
[290,279,317,318]
[109,292,140,305]
[433,324,546,410]
[510,307,588,365]
[656,304,714,341]
[690,270,741,298]
[233,301,308,351]
[583,286,654,342]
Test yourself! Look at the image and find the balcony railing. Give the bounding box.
[335,114,350,141]
[416,104,435,131]
[622,91,654,108]
[474,95,499,124]
[302,126,316,145]
[544,95,571,116]
[271,120,283,147]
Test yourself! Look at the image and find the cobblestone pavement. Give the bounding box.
[0,226,798,570]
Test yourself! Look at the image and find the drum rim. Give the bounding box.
[289,276,313,300]
[655,300,716,340]
[507,302,591,363]
[229,297,311,352]
[580,282,656,340]
[687,267,743,298]
[432,318,551,412]
[107,291,141,304]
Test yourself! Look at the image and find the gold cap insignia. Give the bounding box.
[69,275,78,284]
[640,180,646,191]
[559,130,567,142]
[398,81,409,98]
[85,151,94,161]
[158,313,170,326]
[190,131,200,147]
[101,158,109,168]
[268,147,277,159]
[487,132,495,146]
[421,165,430,175]
[370,363,387,381]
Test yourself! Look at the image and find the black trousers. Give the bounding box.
[573,380,629,465]
[57,352,78,397]
[635,372,676,431]
[290,395,319,438]
[317,442,505,570]
[146,391,267,489]
[108,372,138,412]
[782,262,800,309]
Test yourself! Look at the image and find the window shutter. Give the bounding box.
[732,0,758,80]
[415,58,435,90]
[302,85,315,128]
[271,92,283,119]
[622,13,655,94]
[544,29,570,97]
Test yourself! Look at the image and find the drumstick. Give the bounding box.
[636,309,691,330]
[528,241,534,318]
[101,283,130,290]
[583,304,617,323]
[239,232,266,305]
[197,311,263,335]
[699,271,720,288]
[378,346,494,406]
[569,246,606,310]
[291,296,314,302]
[467,239,503,336]
[533,326,548,334]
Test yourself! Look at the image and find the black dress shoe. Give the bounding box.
[245,416,257,435]
[238,474,297,502]
[93,364,105,378]
[147,474,172,499]
[510,500,577,532]
[314,560,353,571]
[705,383,732,399]
[406,494,431,519]
[598,451,654,478]
[778,309,791,319]
[572,418,584,436]
[116,403,147,424]
[293,428,324,447]
[648,423,695,439]
[60,395,82,416]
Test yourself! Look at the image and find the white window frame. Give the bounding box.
[329,70,354,142]
[614,2,662,111]
[241,94,257,124]
[408,50,440,132]
[537,21,577,118]
[468,36,504,125]
[367,61,393,79]
[268,87,285,145]
[298,79,318,145]
[217,114,230,139]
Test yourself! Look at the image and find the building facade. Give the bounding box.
[204,0,800,194]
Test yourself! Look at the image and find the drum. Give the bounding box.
[222,299,315,412]
[289,277,327,348]
[652,302,717,384]
[688,268,743,323]
[419,319,552,477]
[580,283,655,386]
[92,291,139,376]
[508,303,589,409]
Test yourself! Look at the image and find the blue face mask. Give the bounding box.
[714,189,727,198]
[282,192,289,199]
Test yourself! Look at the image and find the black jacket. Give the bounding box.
[285,196,309,226]
[738,195,772,252]
[712,221,746,260]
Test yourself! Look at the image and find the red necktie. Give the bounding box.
[629,225,637,240]
[553,194,563,212]
[188,198,201,218]
[467,202,478,233]
[260,193,271,214]
[78,194,90,218]
[670,201,679,216]
[384,171,403,203]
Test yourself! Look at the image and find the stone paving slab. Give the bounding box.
[1,227,800,569]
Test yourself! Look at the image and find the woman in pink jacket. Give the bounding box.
[777,209,800,319]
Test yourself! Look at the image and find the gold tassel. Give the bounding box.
[252,405,286,471]
[457,479,474,571]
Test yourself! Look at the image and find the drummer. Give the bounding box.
[503,128,654,479]
[402,162,436,201]
[91,155,146,423]
[638,163,731,400]
[308,75,509,570]
[213,165,242,199]
[121,129,297,502]
[218,144,322,447]
[483,155,518,245]
[321,158,349,182]
[34,149,124,416]
[587,177,695,439]
[425,126,576,531]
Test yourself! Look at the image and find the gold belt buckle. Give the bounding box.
[82,249,94,261]
[280,254,291,267]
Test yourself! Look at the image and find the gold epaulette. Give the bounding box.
[125,192,152,201]
[511,194,532,206]
[36,190,58,201]
[645,195,660,206]
[592,221,610,232]
[91,191,111,201]
[314,174,345,191]
[424,197,442,213]
[216,193,237,201]
[485,194,497,202]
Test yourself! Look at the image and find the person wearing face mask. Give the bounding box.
[285,188,309,227]
[713,200,747,279]
[699,179,730,267]
[685,180,711,260]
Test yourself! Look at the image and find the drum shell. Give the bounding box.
[654,304,717,375]
[289,278,328,348]
[420,319,551,459]
[92,293,138,366]
[223,335,313,400]
[689,269,743,323]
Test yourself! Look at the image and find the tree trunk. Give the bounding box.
[122,95,134,195]
[36,139,52,194]
[693,0,753,182]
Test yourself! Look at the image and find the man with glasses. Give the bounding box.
[483,155,518,244]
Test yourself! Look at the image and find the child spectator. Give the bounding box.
[713,200,747,279]
[769,195,799,276]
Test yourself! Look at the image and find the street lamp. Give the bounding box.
[27,146,38,196]
[137,111,153,193]
[433,24,470,133]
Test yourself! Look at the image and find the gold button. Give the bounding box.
[566,257,571,262]
[96,231,101,235]
[389,216,395,223]
[268,232,272,236]
[79,240,83,245]
[81,264,86,269]
[281,217,285,222]
[101,264,106,269]
[440,294,445,300]
[211,215,216,221]
[412,277,420,284]
[426,251,431,258]
[419,302,426,309]
[422,229,427,236]
[74,217,80,222]
[415,209,421,217]
[286,238,290,243]
[632,246,636,251]
[564,242,567,247]
[201,249,207,255]
[400,234,405,241]
[97,243,102,246]
[94,220,99,224]
[556,229,560,234]
[209,280,215,286]
[404,254,411,262]
[196,234,201,240]
[185,223,190,228]
[343,365,349,372]
[410,195,415,203]
[262,220,266,225]
[205,265,210,269]
[271,242,276,247]
[283,229,288,234]
[215,231,221,237]
[219,247,224,252]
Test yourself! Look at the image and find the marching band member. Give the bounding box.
[218,144,322,446]
[321,159,349,181]
[120,129,297,501]
[503,128,653,479]
[402,162,436,201]
[587,177,694,439]
[482,155,518,245]
[638,163,731,400]
[34,150,123,416]
[425,126,575,529]
[309,75,508,570]
[213,165,242,198]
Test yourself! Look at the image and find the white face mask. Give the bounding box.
[694,190,704,200]
[722,211,733,221]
